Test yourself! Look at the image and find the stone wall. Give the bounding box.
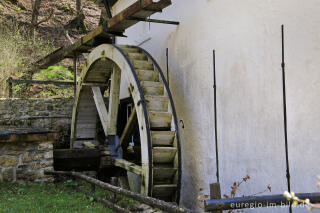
[0,98,73,148]
[0,129,57,183]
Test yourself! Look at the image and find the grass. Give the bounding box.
[0,181,138,213]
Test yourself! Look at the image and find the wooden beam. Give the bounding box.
[9,79,74,86]
[107,66,121,135]
[32,26,105,72]
[119,107,137,148]
[92,86,109,136]
[113,159,142,175]
[107,0,172,33]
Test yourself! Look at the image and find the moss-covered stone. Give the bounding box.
[0,156,18,167]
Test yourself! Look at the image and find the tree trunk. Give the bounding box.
[30,0,41,38]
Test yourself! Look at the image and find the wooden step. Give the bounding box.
[133,60,154,70]
[151,131,175,146]
[141,81,164,96]
[153,147,177,163]
[128,53,148,60]
[149,112,172,129]
[152,184,177,197]
[121,47,140,54]
[145,95,168,112]
[137,69,159,82]
[153,166,177,182]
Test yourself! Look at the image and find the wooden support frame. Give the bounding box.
[107,66,121,135]
[119,107,137,149]
[114,159,142,175]
[92,86,109,136]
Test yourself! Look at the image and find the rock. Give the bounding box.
[38,142,53,151]
[0,156,18,167]
[2,144,26,155]
[22,152,32,163]
[3,168,14,182]
[44,151,53,159]
[32,153,43,161]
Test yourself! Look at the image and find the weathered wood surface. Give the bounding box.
[53,149,100,171]
[32,26,105,72]
[45,171,196,213]
[92,86,109,136]
[0,128,58,143]
[113,159,142,175]
[107,67,121,135]
[32,0,172,72]
[119,107,137,148]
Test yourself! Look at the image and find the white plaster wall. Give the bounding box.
[115,0,320,212]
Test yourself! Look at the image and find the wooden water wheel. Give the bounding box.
[70,44,182,203]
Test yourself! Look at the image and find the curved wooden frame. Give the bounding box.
[70,44,181,203]
[71,44,152,195]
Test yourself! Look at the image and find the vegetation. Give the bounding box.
[0,181,139,213]
[0,18,54,98]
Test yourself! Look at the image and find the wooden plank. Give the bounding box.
[145,95,169,112]
[32,0,172,73]
[107,67,121,135]
[114,159,142,175]
[210,183,222,213]
[152,147,177,163]
[152,184,177,197]
[108,0,172,33]
[119,107,137,148]
[141,81,164,96]
[151,131,175,146]
[149,112,172,129]
[92,86,109,136]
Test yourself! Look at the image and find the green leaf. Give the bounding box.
[89,197,94,202]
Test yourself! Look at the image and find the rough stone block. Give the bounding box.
[32,153,43,161]
[3,168,14,182]
[2,144,26,155]
[37,142,53,151]
[22,152,32,163]
[44,151,53,159]
[0,156,18,167]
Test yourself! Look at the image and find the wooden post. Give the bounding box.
[8,78,13,98]
[73,53,77,98]
[110,177,118,203]
[107,66,121,135]
[210,183,222,213]
[92,87,109,136]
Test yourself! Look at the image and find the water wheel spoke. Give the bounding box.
[91,86,109,136]
[107,66,121,135]
[119,106,138,150]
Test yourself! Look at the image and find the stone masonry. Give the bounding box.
[0,129,57,183]
[0,98,73,148]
